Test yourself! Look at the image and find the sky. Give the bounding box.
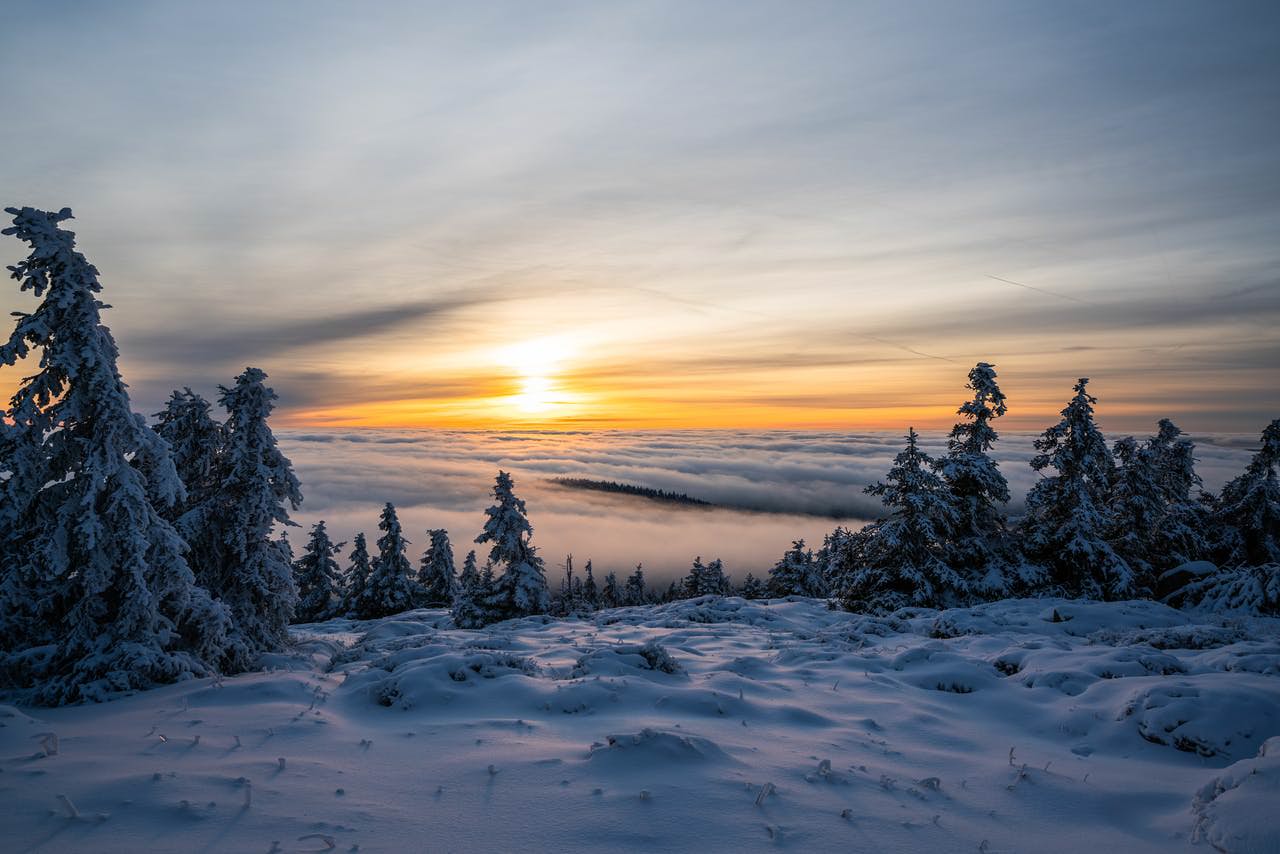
[1,1,1278,432]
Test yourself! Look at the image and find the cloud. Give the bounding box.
[280,427,1256,586]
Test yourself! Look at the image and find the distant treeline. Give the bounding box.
[550,477,713,507]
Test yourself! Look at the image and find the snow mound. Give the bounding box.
[1121,678,1280,757]
[590,728,731,764]
[1193,737,1280,853]
[571,641,683,678]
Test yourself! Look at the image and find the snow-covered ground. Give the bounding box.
[3,597,1278,853]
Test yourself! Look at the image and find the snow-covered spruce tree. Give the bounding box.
[0,206,228,703]
[624,565,647,605]
[1146,419,1210,569]
[768,539,824,597]
[1020,379,1133,599]
[204,368,303,670]
[153,388,223,522]
[582,559,599,610]
[450,550,486,628]
[341,533,373,617]
[1108,421,1208,595]
[474,471,549,623]
[837,428,964,614]
[815,526,870,600]
[417,528,457,607]
[702,558,732,596]
[683,557,706,598]
[601,571,621,608]
[362,503,417,619]
[937,362,1022,597]
[292,521,345,623]
[739,572,767,599]
[1215,419,1280,567]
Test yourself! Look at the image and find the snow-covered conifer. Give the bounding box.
[206,367,303,669]
[739,572,767,599]
[474,471,549,623]
[363,503,417,618]
[153,388,223,522]
[768,540,823,597]
[701,558,731,596]
[582,559,599,609]
[1020,379,1132,599]
[341,533,373,617]
[938,363,1017,596]
[293,521,345,623]
[450,550,486,629]
[417,529,457,607]
[602,572,621,608]
[0,206,228,702]
[837,428,963,614]
[624,565,647,605]
[1216,419,1280,567]
[683,557,705,598]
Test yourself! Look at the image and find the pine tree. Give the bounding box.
[153,388,223,522]
[341,533,373,617]
[450,550,486,629]
[938,362,1017,596]
[474,471,549,623]
[739,572,767,599]
[205,367,303,670]
[1107,435,1164,594]
[0,206,229,703]
[1020,379,1133,599]
[683,557,706,598]
[1216,419,1280,566]
[663,580,680,602]
[1146,419,1210,570]
[582,559,599,610]
[837,428,963,614]
[700,558,731,596]
[363,503,417,618]
[602,572,621,608]
[293,521,345,623]
[417,528,457,607]
[768,540,824,597]
[1107,421,1207,593]
[624,564,647,605]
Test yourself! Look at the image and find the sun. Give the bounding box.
[496,337,580,417]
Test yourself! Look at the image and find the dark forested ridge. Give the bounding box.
[548,477,714,507]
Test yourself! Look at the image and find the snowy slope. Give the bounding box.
[2,597,1278,853]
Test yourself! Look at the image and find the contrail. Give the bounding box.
[986,274,1090,305]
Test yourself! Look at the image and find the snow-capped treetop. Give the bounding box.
[768,539,825,597]
[366,502,417,618]
[476,470,535,567]
[293,520,345,623]
[1031,378,1114,487]
[153,388,223,518]
[342,532,373,616]
[458,549,480,591]
[418,528,457,606]
[949,362,1007,456]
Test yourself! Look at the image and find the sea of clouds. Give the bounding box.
[280,429,1257,586]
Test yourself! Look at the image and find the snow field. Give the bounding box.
[2,596,1278,852]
